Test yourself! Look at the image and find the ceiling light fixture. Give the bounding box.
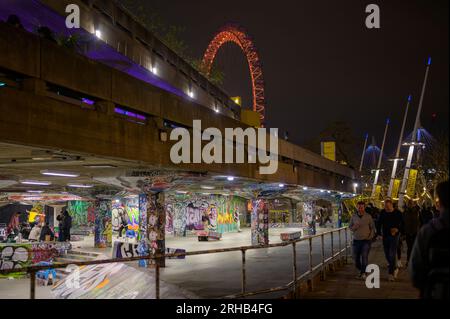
[67,183,94,188]
[20,180,52,186]
[41,170,79,177]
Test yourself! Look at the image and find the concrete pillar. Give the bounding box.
[251,199,269,246]
[94,199,112,248]
[146,192,166,267]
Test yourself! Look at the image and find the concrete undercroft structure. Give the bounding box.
[0,1,359,293]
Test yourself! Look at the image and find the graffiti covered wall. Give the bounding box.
[251,199,269,245]
[165,194,247,236]
[94,200,112,248]
[67,201,95,230]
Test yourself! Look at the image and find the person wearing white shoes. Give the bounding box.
[377,198,404,282]
[349,201,376,280]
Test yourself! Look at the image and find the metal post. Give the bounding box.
[371,118,390,197]
[344,228,348,263]
[359,133,369,173]
[292,242,297,298]
[338,229,342,254]
[308,237,313,273]
[321,234,326,280]
[155,263,160,299]
[399,58,431,208]
[241,249,246,295]
[331,231,334,258]
[30,271,36,299]
[388,95,411,197]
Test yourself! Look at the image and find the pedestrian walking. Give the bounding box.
[409,181,449,299]
[403,199,420,268]
[349,201,376,279]
[377,198,404,281]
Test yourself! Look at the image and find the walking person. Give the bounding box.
[349,201,376,279]
[403,199,420,268]
[409,181,449,299]
[62,210,72,242]
[56,211,64,241]
[377,198,404,281]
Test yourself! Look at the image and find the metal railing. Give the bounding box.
[0,227,350,299]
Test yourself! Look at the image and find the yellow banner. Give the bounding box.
[406,169,418,197]
[374,185,381,199]
[321,141,336,161]
[391,179,401,198]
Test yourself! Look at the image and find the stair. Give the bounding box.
[52,250,105,279]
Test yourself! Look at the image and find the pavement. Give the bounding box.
[302,240,420,299]
[0,227,419,299]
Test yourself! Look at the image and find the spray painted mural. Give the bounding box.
[94,200,112,248]
[111,198,140,239]
[164,194,247,236]
[67,201,95,230]
[251,199,269,246]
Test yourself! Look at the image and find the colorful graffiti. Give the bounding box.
[94,200,112,248]
[138,194,148,241]
[164,194,247,236]
[111,198,139,239]
[0,244,31,273]
[68,201,95,229]
[146,192,165,267]
[251,199,269,245]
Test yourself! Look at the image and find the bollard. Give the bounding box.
[241,249,246,295]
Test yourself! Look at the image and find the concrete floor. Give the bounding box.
[0,227,346,299]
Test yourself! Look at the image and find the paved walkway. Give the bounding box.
[303,241,419,299]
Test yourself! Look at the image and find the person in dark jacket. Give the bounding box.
[377,198,404,281]
[419,204,434,227]
[39,222,54,241]
[403,199,420,267]
[62,210,72,242]
[409,181,449,299]
[56,212,64,241]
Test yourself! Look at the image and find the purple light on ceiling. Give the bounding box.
[0,1,188,100]
[81,98,95,105]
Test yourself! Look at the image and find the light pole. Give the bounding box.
[371,118,390,198]
[398,57,431,208]
[387,95,411,197]
[359,133,369,173]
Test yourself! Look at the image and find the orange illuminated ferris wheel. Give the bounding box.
[202,24,266,124]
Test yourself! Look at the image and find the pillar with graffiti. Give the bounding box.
[251,199,269,245]
[94,199,112,248]
[146,192,166,267]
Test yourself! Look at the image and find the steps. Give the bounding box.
[53,250,105,278]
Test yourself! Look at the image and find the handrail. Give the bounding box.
[0,227,350,299]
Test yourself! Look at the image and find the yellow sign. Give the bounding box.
[374,185,382,199]
[406,169,418,197]
[240,109,261,127]
[321,141,336,161]
[391,179,401,198]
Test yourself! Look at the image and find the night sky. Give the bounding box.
[121,0,448,155]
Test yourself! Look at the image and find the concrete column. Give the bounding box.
[251,199,269,246]
[94,199,112,248]
[146,192,166,267]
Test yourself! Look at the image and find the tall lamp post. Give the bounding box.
[398,57,431,208]
[371,118,390,198]
[387,95,411,197]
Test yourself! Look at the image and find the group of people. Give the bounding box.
[4,210,72,243]
[349,180,448,298]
